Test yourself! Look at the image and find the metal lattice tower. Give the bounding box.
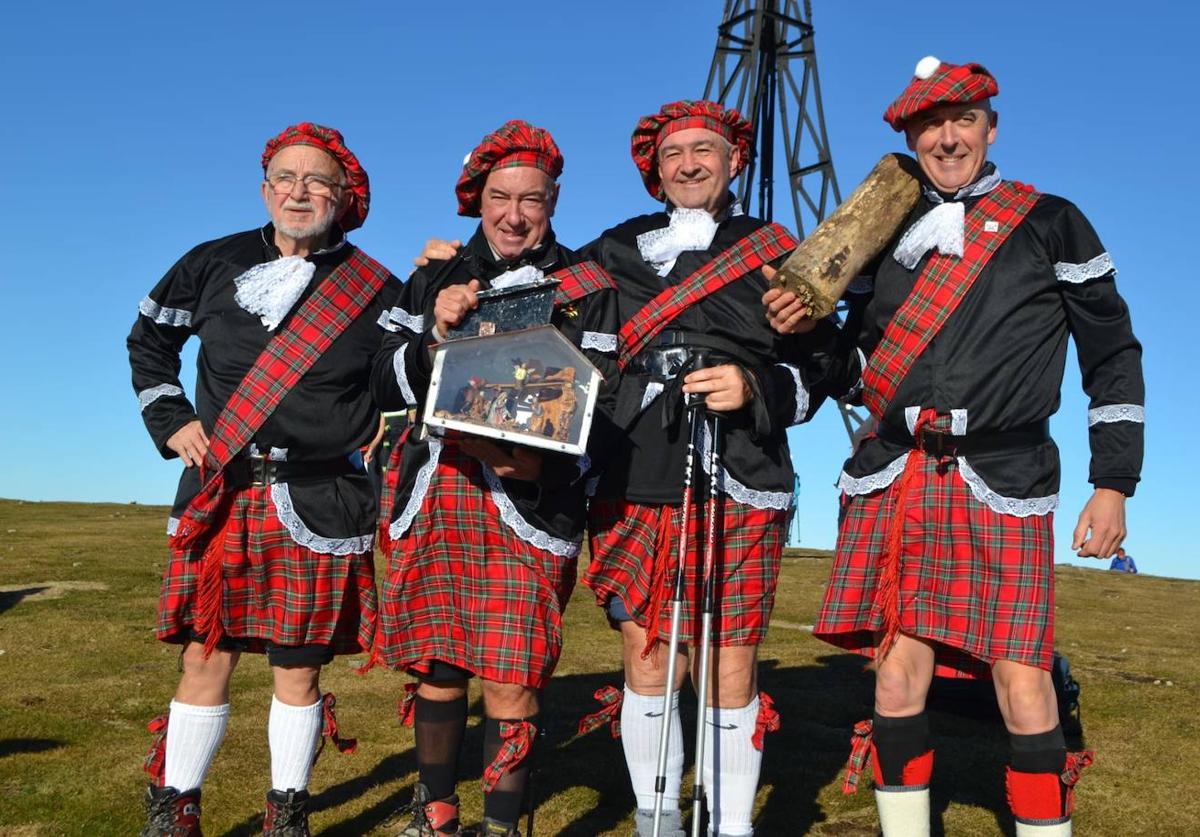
[703,0,871,512]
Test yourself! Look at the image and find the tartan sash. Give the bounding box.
[171,247,391,551]
[616,223,798,369]
[550,259,616,306]
[862,181,1040,417]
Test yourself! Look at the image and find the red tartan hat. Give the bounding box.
[884,56,999,132]
[261,122,371,231]
[630,100,753,200]
[456,120,564,218]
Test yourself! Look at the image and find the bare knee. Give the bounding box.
[272,664,321,706]
[873,635,935,716]
[993,662,1057,734]
[621,621,688,695]
[706,645,757,708]
[175,642,239,705]
[418,679,469,702]
[481,680,539,719]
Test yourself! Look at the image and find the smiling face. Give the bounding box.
[261,144,349,248]
[479,165,558,260]
[656,127,740,215]
[904,101,997,194]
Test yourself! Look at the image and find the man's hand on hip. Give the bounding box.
[167,420,209,468]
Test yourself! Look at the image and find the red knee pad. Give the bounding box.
[1006,768,1064,822]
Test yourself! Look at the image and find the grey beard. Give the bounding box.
[275,203,337,242]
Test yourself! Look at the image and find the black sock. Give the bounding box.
[482,714,540,827]
[414,694,468,801]
[873,711,930,786]
[1010,725,1067,774]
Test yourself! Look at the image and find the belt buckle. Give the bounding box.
[248,453,276,486]
[921,429,954,458]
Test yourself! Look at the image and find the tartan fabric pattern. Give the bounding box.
[550,260,617,305]
[456,119,564,217]
[577,685,623,739]
[158,485,376,654]
[143,713,169,786]
[584,498,786,647]
[376,444,577,688]
[862,182,1040,418]
[842,720,874,794]
[751,691,780,750]
[616,223,799,369]
[261,122,370,229]
[813,455,1055,679]
[883,61,999,131]
[171,248,390,552]
[631,100,753,199]
[480,720,535,793]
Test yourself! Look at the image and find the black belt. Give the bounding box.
[877,419,1049,458]
[225,454,360,488]
[627,331,755,381]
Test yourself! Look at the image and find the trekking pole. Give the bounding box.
[652,349,710,837]
[690,412,723,837]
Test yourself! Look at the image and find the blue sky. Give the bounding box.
[1,1,1195,578]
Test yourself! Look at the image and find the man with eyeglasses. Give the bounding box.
[128,122,400,836]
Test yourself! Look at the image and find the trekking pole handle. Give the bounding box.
[684,348,712,410]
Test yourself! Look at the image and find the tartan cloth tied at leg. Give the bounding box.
[843,719,875,794]
[577,685,623,738]
[751,692,781,750]
[143,713,170,786]
[397,682,418,728]
[481,720,537,793]
[313,693,357,767]
[1062,749,1095,816]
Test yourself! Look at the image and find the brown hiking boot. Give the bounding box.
[262,789,310,836]
[140,785,202,837]
[394,782,462,836]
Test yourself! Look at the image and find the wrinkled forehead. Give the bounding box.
[657,126,730,156]
[265,144,344,177]
[908,100,993,127]
[482,164,555,194]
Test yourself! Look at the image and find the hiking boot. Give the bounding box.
[141,784,202,837]
[262,789,310,836]
[478,818,521,837]
[394,782,462,836]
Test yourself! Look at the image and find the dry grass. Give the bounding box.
[0,498,1197,835]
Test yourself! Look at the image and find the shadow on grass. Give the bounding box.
[0,737,66,759]
[0,586,50,615]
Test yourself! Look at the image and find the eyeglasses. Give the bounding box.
[265,173,345,197]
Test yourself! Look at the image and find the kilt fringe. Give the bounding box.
[577,685,622,739]
[842,719,874,794]
[195,497,235,660]
[751,691,781,750]
[314,693,356,768]
[481,719,536,793]
[641,505,676,658]
[143,713,169,786]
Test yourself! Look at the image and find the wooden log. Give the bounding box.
[772,153,922,319]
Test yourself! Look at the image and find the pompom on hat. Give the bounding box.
[261,122,370,231]
[630,99,753,200]
[883,56,999,132]
[455,120,564,218]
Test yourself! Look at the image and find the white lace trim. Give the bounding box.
[1055,252,1116,284]
[138,384,184,412]
[950,408,968,437]
[896,170,1004,269]
[139,296,193,328]
[837,454,909,496]
[905,406,920,435]
[492,264,545,289]
[389,437,442,542]
[581,331,618,353]
[269,483,373,555]
[637,208,721,276]
[640,381,664,412]
[1088,403,1144,426]
[393,343,417,405]
[232,256,316,331]
[956,457,1058,517]
[479,465,581,558]
[777,363,809,425]
[166,516,179,536]
[699,423,792,510]
[384,306,425,333]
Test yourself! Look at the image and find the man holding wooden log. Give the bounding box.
[765,58,1144,836]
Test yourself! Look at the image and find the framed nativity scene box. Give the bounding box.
[424,324,602,456]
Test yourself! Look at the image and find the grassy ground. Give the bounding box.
[0,498,1197,835]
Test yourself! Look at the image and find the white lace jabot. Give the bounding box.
[892,169,1003,270]
[637,208,720,276]
[233,256,316,331]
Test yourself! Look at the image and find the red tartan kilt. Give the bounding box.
[813,455,1055,678]
[377,446,577,689]
[584,498,786,647]
[157,486,376,655]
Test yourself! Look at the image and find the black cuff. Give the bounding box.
[1092,477,1137,497]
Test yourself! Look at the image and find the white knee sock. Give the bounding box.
[1015,821,1071,837]
[702,696,762,837]
[875,788,931,837]
[268,694,323,792]
[622,686,683,811]
[164,700,230,792]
